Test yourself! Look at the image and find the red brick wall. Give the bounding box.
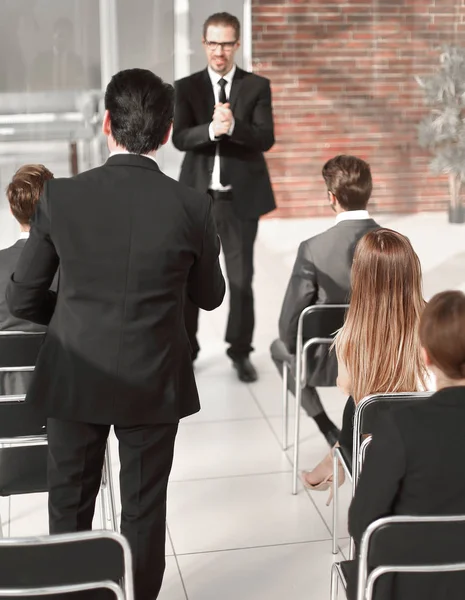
[252,0,464,217]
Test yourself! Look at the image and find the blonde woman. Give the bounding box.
[302,228,429,497]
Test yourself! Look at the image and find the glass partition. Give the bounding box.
[0,0,250,247]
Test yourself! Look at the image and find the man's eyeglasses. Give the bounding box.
[204,40,237,51]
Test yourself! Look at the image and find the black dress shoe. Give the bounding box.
[324,426,341,448]
[232,357,258,383]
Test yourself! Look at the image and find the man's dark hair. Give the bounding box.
[104,69,174,154]
[203,12,241,40]
[322,155,373,210]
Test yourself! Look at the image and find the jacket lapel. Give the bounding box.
[201,69,215,120]
[229,67,245,111]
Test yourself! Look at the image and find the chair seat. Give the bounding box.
[0,445,48,496]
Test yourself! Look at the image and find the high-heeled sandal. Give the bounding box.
[301,452,345,506]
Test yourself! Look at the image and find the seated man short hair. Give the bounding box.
[270,155,379,446]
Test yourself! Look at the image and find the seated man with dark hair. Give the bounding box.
[270,155,379,446]
[0,164,54,331]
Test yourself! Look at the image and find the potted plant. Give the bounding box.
[416,45,465,224]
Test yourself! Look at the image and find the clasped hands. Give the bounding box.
[212,102,234,137]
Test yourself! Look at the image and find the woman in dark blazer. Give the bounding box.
[349,290,465,600]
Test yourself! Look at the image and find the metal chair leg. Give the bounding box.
[292,379,302,495]
[99,487,108,530]
[6,496,11,537]
[349,537,355,560]
[104,445,118,532]
[332,451,339,554]
[330,563,339,600]
[100,459,108,530]
[282,363,289,451]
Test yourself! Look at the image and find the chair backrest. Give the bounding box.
[0,396,46,438]
[0,397,48,496]
[0,530,134,599]
[352,392,433,485]
[0,332,45,369]
[357,515,465,600]
[299,305,348,342]
[296,305,348,386]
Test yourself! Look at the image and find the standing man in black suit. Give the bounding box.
[7,69,225,600]
[173,12,275,382]
[271,156,379,446]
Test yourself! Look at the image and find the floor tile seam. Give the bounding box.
[168,469,295,484]
[171,537,336,558]
[179,415,266,427]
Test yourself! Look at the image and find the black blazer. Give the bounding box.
[0,239,46,332]
[6,154,225,426]
[349,387,465,600]
[278,218,379,385]
[172,67,276,220]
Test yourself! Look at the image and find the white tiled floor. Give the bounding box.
[2,210,465,599]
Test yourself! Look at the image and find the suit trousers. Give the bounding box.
[270,338,325,418]
[185,191,258,359]
[47,418,178,600]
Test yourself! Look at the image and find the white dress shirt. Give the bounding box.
[335,210,370,224]
[19,231,30,239]
[207,64,236,191]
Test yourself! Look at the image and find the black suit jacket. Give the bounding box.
[6,154,225,426]
[349,387,465,600]
[0,239,47,332]
[278,218,379,385]
[172,67,276,220]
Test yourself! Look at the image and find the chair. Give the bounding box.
[0,332,117,536]
[0,529,134,598]
[0,331,45,396]
[331,392,433,556]
[330,515,465,600]
[284,304,348,495]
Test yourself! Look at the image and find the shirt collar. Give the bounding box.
[109,150,157,164]
[19,231,30,239]
[208,64,236,87]
[335,210,370,224]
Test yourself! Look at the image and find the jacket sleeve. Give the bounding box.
[6,185,58,325]
[229,78,275,152]
[278,241,317,353]
[187,196,225,311]
[348,412,406,544]
[172,79,214,152]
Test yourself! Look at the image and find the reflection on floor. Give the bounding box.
[1,212,465,599]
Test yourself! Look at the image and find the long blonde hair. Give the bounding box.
[335,228,428,404]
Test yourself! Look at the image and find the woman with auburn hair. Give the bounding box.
[348,290,465,600]
[1,163,54,332]
[302,228,430,498]
[0,164,53,395]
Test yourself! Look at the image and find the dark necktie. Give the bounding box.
[217,78,229,185]
[218,78,227,104]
